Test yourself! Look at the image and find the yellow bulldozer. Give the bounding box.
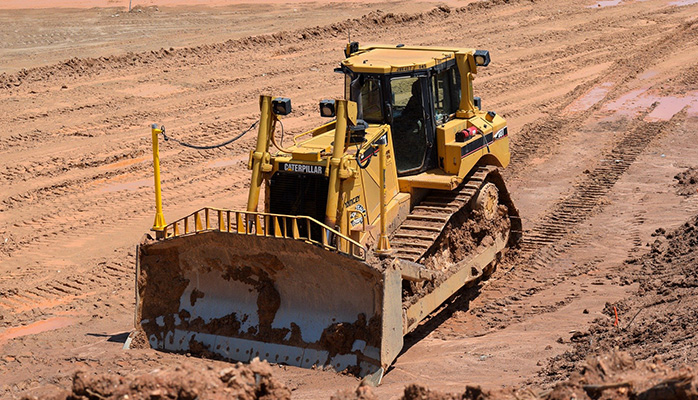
[135,43,521,384]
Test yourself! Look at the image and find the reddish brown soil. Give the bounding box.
[544,353,698,400]
[2,0,698,398]
[336,352,698,400]
[544,213,698,381]
[675,167,698,196]
[22,358,291,400]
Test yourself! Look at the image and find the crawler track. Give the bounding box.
[390,165,522,263]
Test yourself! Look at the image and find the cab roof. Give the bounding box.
[341,45,475,74]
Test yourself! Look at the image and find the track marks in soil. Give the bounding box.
[521,118,673,253]
[465,19,698,332]
[467,115,678,332]
[0,258,132,327]
[507,17,698,178]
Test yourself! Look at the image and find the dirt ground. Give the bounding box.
[1,0,698,398]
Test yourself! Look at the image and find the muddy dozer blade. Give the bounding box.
[136,231,403,377]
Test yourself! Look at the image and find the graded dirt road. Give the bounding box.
[1,0,698,398]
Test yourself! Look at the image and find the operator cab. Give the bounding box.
[339,45,462,176]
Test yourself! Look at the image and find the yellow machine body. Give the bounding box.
[136,44,521,383]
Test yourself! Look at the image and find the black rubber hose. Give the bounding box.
[161,120,259,150]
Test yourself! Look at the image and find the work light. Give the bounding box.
[319,99,336,117]
[272,97,292,115]
[474,50,490,67]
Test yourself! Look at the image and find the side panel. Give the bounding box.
[436,114,509,176]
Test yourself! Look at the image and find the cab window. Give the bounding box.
[360,79,383,123]
[431,67,460,123]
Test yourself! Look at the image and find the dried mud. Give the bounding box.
[137,232,383,370]
[23,358,291,400]
[675,167,698,196]
[425,206,511,271]
[335,353,698,400]
[544,353,698,400]
[401,206,511,307]
[138,235,292,345]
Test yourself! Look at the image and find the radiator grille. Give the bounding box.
[269,172,329,238]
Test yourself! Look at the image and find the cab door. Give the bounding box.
[389,76,436,176]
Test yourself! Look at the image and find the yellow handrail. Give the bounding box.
[161,207,366,261]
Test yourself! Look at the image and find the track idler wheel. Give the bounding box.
[474,182,499,220]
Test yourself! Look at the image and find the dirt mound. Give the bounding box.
[546,352,698,400]
[545,213,698,380]
[674,167,698,196]
[128,5,159,14]
[22,358,291,400]
[332,383,494,400]
[331,386,379,400]
[333,353,698,400]
[0,0,536,91]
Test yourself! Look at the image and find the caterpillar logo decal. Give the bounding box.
[281,163,325,175]
[494,126,508,139]
[350,203,367,228]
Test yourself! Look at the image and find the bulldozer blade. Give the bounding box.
[136,231,403,377]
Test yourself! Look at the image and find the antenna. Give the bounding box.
[348,28,351,43]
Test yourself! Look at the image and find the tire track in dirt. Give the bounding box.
[520,118,674,253]
[466,113,683,332]
[0,6,460,90]
[0,165,249,263]
[0,257,133,327]
[506,17,698,178]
